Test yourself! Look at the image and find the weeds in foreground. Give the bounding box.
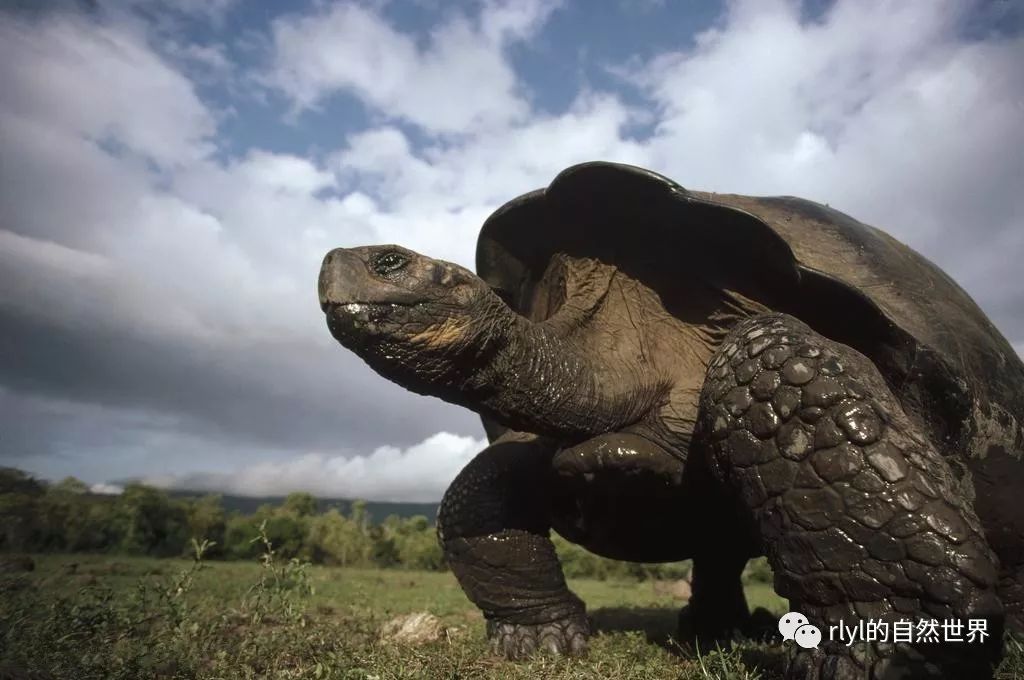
[0,532,318,679]
[1,550,1022,679]
[0,545,778,679]
[695,650,762,680]
[243,521,315,626]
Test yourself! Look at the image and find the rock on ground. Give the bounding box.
[379,612,445,645]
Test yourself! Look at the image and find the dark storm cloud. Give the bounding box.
[0,305,479,456]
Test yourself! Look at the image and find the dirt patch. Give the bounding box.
[651,578,691,600]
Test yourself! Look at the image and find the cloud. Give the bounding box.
[263,0,560,133]
[618,0,667,13]
[160,0,237,22]
[102,0,240,33]
[162,40,235,84]
[146,432,486,502]
[327,93,648,265]
[90,483,124,495]
[0,12,215,168]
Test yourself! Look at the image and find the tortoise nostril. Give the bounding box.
[318,252,340,310]
[318,248,363,311]
[322,249,340,268]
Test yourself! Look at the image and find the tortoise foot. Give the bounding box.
[745,607,780,641]
[677,603,744,647]
[487,614,590,659]
[786,643,946,680]
[676,605,776,646]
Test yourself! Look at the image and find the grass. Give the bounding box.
[1,551,1021,679]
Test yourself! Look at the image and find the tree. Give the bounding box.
[282,492,317,518]
[186,495,226,557]
[114,484,188,556]
[0,468,44,496]
[392,516,444,570]
[349,500,370,531]
[224,514,261,560]
[307,509,374,567]
[261,513,308,559]
[52,477,90,495]
[0,468,46,549]
[73,500,120,552]
[371,525,400,567]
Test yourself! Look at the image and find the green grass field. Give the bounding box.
[1,554,1022,679]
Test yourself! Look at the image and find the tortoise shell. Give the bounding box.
[476,162,1023,460]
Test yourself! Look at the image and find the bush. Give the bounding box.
[385,516,444,570]
[224,514,262,560]
[115,484,190,556]
[0,465,695,582]
[307,509,375,567]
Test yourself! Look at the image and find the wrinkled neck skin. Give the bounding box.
[366,288,668,441]
[475,308,670,440]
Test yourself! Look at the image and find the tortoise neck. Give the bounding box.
[460,295,666,439]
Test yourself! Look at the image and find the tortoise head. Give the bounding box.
[318,245,501,388]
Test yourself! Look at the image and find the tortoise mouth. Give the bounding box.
[320,299,415,315]
[323,300,420,342]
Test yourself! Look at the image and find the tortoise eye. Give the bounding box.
[372,251,409,275]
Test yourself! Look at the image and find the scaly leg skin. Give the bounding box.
[698,313,1004,679]
[1000,564,1024,633]
[437,431,588,658]
[677,551,752,647]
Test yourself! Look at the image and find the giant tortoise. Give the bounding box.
[318,162,1024,679]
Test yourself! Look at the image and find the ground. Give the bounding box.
[1,554,1021,679]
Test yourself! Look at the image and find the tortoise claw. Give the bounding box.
[487,615,590,659]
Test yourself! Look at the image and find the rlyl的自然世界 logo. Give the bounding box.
[778,611,992,649]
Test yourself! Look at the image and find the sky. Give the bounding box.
[0,0,1022,502]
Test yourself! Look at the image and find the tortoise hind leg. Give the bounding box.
[437,431,588,658]
[698,313,1004,679]
[677,551,750,644]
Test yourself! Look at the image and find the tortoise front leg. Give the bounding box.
[698,313,1004,679]
[437,431,588,658]
[551,431,763,645]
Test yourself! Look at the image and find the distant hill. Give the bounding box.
[166,489,440,524]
